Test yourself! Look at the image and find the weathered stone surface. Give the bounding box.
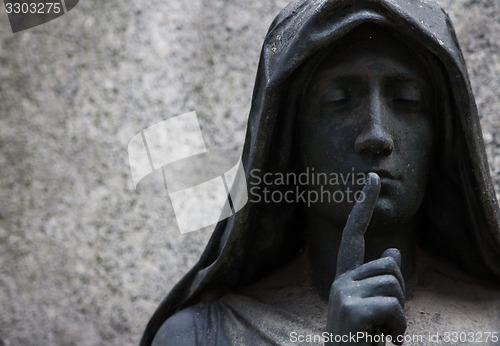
[0,0,498,345]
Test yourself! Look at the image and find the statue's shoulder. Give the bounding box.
[152,306,202,346]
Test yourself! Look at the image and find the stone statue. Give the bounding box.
[142,0,500,345]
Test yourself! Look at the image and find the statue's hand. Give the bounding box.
[326,173,406,345]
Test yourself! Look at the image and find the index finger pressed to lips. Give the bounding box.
[335,172,381,278]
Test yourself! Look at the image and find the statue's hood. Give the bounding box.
[142,1,500,344]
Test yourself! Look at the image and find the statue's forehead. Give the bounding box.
[312,48,428,81]
[307,26,431,84]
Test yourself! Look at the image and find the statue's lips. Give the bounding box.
[361,170,400,197]
[364,170,401,196]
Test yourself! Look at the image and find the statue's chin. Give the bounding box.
[306,192,420,232]
[368,197,417,231]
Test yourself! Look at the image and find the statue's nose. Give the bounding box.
[354,94,394,156]
[354,122,394,156]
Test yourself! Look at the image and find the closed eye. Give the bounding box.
[320,88,349,104]
[393,85,423,103]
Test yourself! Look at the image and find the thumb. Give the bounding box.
[381,248,405,296]
[380,248,406,345]
[381,248,401,268]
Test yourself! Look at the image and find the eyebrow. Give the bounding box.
[313,73,429,87]
[311,75,363,88]
[385,74,429,84]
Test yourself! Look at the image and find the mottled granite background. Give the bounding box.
[0,0,499,345]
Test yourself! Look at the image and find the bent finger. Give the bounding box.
[352,256,405,293]
[357,275,405,306]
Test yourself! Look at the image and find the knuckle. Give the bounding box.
[330,282,350,302]
[383,296,401,308]
[338,295,359,313]
[383,256,398,270]
[384,274,400,288]
[374,276,402,296]
[330,277,345,293]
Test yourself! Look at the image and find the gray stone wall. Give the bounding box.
[0,0,499,345]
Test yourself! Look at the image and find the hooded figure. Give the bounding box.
[142,0,500,344]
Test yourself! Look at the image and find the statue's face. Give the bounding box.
[297,30,434,229]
